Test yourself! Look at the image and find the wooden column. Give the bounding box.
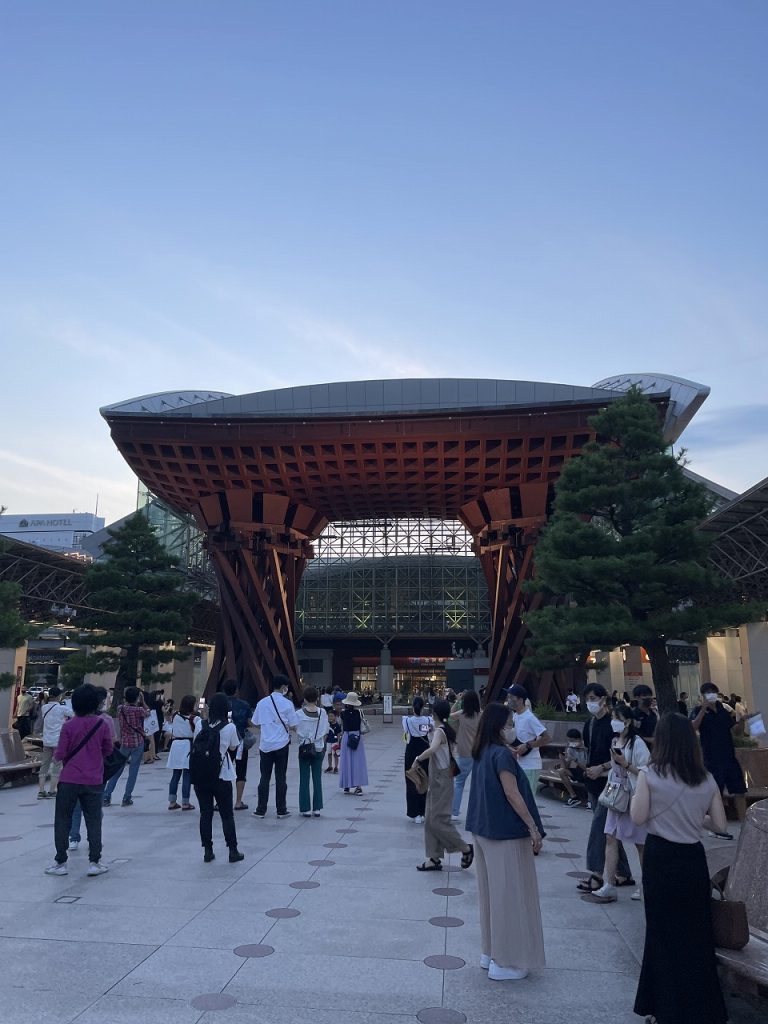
[459,484,549,704]
[194,490,327,703]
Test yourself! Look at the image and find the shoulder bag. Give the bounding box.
[443,727,461,777]
[405,762,428,794]
[298,714,322,761]
[711,871,750,950]
[360,711,371,735]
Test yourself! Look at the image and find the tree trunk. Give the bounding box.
[645,638,677,714]
[113,645,139,707]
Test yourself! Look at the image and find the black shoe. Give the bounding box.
[229,848,245,863]
[276,811,291,818]
[203,847,215,863]
[252,810,266,818]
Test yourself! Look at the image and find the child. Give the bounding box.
[558,728,588,806]
[325,710,342,774]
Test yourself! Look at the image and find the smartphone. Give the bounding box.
[228,711,233,723]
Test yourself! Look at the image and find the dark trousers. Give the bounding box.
[257,744,290,814]
[195,779,237,849]
[54,782,103,864]
[404,737,429,818]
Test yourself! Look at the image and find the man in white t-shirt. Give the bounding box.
[37,686,73,799]
[505,684,550,795]
[251,674,300,819]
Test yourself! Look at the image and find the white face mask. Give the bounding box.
[704,692,719,703]
[586,700,601,715]
[610,719,625,734]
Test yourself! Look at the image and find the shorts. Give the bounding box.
[235,745,248,782]
[570,766,586,785]
[708,757,746,795]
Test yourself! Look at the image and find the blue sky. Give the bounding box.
[1,1,766,523]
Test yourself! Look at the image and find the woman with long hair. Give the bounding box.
[166,694,198,811]
[339,692,369,796]
[630,712,728,1024]
[585,702,649,904]
[413,699,474,872]
[402,695,432,823]
[449,689,481,820]
[466,702,545,982]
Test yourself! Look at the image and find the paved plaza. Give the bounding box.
[0,721,756,1024]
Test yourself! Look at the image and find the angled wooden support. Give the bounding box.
[196,490,327,702]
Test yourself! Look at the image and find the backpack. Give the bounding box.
[228,697,251,740]
[189,723,224,789]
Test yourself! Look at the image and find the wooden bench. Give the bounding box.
[715,798,768,1011]
[538,757,588,802]
[0,759,41,788]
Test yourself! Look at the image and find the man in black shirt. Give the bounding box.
[631,684,658,740]
[691,682,746,822]
[223,679,253,811]
[577,683,633,895]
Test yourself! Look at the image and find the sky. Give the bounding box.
[1,1,766,525]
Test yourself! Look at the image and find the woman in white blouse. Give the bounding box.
[193,693,243,863]
[295,686,329,817]
[166,695,197,810]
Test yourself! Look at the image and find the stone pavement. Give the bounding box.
[0,720,753,1024]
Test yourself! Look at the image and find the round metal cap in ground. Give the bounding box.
[428,916,464,928]
[557,852,582,859]
[546,836,569,843]
[566,871,591,879]
[324,842,347,849]
[424,955,465,970]
[308,859,335,867]
[265,908,300,919]
[417,1009,467,1024]
[191,993,237,1010]
[289,880,320,889]
[233,943,274,958]
[0,836,21,842]
[432,887,463,896]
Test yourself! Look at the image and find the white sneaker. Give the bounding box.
[480,954,491,970]
[313,811,321,817]
[590,884,617,902]
[451,814,461,821]
[44,863,68,876]
[631,888,643,901]
[301,812,312,817]
[87,862,109,877]
[488,960,529,981]
[68,840,80,852]
[415,815,425,824]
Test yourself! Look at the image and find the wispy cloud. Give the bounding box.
[683,404,768,451]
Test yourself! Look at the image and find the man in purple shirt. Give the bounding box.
[46,684,114,877]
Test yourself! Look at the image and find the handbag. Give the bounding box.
[346,732,361,751]
[711,876,749,950]
[598,777,631,813]
[360,712,371,735]
[405,762,428,794]
[443,727,461,777]
[103,746,129,782]
[299,713,322,761]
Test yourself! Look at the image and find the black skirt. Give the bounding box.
[404,736,429,818]
[634,833,727,1024]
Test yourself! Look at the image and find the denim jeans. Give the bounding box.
[451,755,474,817]
[103,744,143,803]
[69,787,104,842]
[586,797,631,878]
[55,782,103,863]
[169,768,191,804]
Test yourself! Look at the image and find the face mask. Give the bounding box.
[586,700,601,715]
[610,719,625,734]
[704,692,719,703]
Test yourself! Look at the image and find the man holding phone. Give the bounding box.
[691,682,746,824]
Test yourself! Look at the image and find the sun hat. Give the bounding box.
[342,692,362,707]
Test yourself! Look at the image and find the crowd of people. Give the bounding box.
[27,672,753,1019]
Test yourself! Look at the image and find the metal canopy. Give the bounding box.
[702,476,768,597]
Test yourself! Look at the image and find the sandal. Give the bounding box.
[576,874,603,893]
[416,859,442,872]
[234,803,248,811]
[461,844,474,870]
[181,804,195,811]
[616,876,636,887]
[168,803,181,811]
[353,787,363,795]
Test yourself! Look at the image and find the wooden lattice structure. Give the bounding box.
[102,378,693,702]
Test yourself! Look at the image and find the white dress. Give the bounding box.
[166,714,196,770]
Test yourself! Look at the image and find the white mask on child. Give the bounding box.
[610,719,625,734]
[704,692,719,703]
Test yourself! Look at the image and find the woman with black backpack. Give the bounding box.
[190,693,244,863]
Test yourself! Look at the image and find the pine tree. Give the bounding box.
[78,513,197,704]
[524,388,760,713]
[0,581,29,690]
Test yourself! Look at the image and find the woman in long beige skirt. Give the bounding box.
[466,702,546,982]
[413,699,474,872]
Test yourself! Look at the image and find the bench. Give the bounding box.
[0,759,41,788]
[715,798,768,1011]
[538,757,589,802]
